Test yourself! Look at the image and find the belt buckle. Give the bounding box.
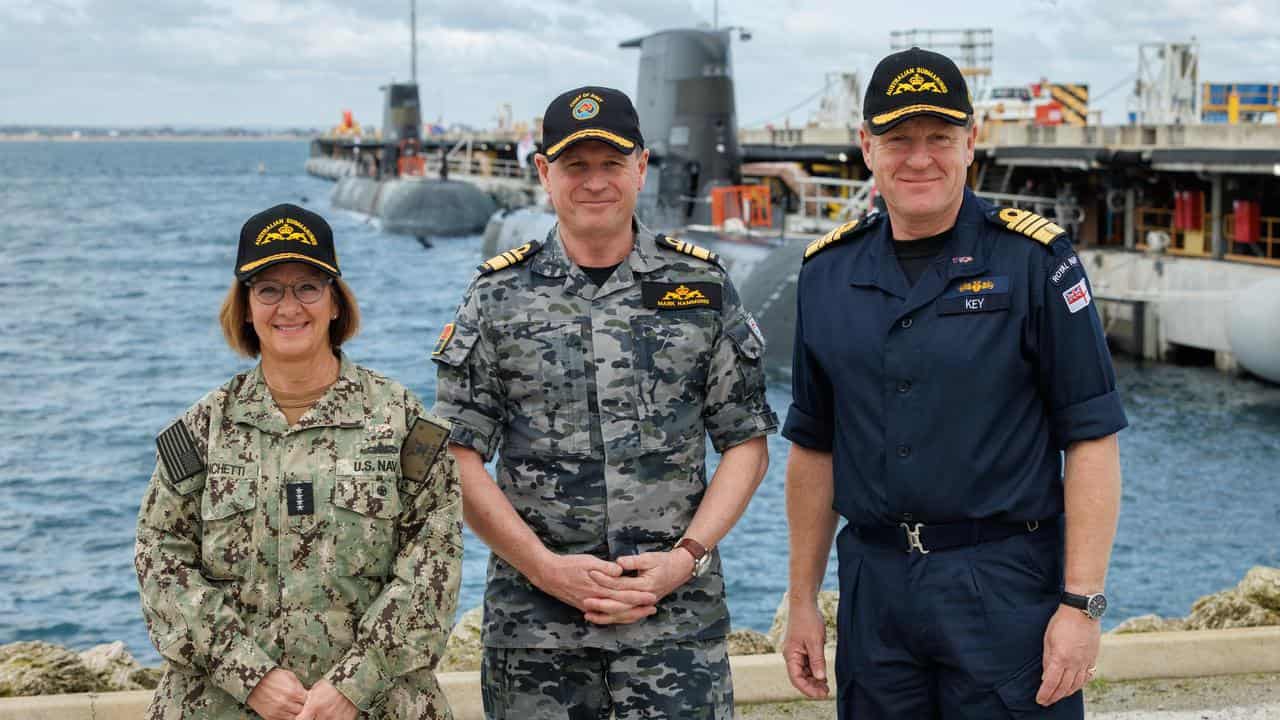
[900,522,930,554]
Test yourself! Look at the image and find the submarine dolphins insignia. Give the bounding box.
[957,280,995,293]
[656,284,712,309]
[255,218,318,246]
[887,67,948,95]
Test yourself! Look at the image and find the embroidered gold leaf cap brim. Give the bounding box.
[545,129,637,161]
[869,104,969,132]
[238,252,340,278]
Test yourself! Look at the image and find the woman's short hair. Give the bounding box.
[218,277,361,358]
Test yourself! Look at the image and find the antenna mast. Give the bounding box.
[410,0,418,84]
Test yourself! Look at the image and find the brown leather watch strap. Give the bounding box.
[675,537,708,561]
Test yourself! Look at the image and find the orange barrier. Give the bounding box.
[711,185,772,228]
[398,155,425,176]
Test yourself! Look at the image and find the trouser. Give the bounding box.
[835,521,1084,719]
[481,638,733,720]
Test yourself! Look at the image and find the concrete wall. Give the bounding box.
[1082,249,1279,359]
[4,628,1278,720]
[980,122,1280,149]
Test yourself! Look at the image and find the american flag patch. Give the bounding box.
[1062,279,1091,314]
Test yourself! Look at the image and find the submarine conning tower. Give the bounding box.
[621,29,742,227]
[379,82,423,179]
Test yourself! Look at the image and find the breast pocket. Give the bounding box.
[332,472,402,578]
[632,312,717,450]
[201,474,257,580]
[494,320,591,455]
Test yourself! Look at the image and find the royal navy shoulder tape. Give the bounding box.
[803,212,881,263]
[656,234,720,265]
[988,207,1068,246]
[478,240,543,275]
[156,420,204,483]
[401,415,452,483]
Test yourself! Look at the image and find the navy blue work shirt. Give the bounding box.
[783,189,1127,527]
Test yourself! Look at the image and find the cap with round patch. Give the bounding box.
[864,47,973,135]
[541,85,644,162]
[235,204,340,280]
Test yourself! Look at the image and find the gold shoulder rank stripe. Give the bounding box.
[804,218,860,261]
[657,234,720,264]
[479,240,542,275]
[996,208,1067,245]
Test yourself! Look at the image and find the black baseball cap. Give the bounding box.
[235,204,341,281]
[864,47,973,135]
[541,86,644,162]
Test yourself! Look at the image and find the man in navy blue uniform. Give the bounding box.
[780,47,1126,718]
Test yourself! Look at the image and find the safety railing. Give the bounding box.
[423,156,530,180]
[793,176,875,221]
[1223,213,1280,266]
[1133,206,1280,265]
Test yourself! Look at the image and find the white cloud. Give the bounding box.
[1,0,1277,127]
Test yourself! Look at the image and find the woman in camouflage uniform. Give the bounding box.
[135,204,462,720]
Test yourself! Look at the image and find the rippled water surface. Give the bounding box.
[1,141,1277,664]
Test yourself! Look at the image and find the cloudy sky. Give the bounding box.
[4,0,1279,129]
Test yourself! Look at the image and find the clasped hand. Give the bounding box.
[246,668,358,720]
[533,550,695,625]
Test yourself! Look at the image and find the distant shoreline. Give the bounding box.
[0,135,312,143]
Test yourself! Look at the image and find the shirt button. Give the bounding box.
[897,445,911,458]
[897,380,912,394]
[900,317,913,329]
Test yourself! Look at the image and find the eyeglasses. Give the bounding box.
[247,277,332,305]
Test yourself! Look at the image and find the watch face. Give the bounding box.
[692,553,712,577]
[1087,594,1108,619]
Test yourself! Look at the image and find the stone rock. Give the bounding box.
[1239,566,1280,613]
[1186,587,1280,630]
[1108,614,1187,634]
[726,629,774,656]
[79,641,155,691]
[0,641,100,698]
[438,607,484,672]
[768,591,840,650]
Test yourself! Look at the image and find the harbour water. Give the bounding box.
[1,140,1277,665]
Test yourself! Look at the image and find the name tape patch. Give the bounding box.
[1063,278,1092,314]
[939,275,1010,315]
[642,282,722,310]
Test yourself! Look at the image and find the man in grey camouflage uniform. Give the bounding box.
[432,86,776,718]
[136,204,463,720]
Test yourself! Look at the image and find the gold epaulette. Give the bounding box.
[478,240,542,275]
[988,207,1067,246]
[656,234,720,265]
[803,212,880,263]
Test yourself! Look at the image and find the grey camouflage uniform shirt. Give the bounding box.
[432,226,778,649]
[135,355,462,719]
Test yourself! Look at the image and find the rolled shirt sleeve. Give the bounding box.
[1036,240,1128,448]
[703,277,778,452]
[431,287,506,460]
[782,278,835,451]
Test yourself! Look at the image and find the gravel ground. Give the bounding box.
[737,673,1280,719]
